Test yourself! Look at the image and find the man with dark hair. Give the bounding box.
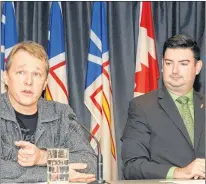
[0,41,97,183]
[121,35,205,179]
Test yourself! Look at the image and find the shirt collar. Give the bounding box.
[168,88,194,104]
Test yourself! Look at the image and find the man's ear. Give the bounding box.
[3,71,9,85]
[161,59,164,72]
[43,77,48,90]
[195,60,203,75]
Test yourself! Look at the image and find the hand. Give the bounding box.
[174,158,205,179]
[15,141,47,167]
[194,176,204,180]
[69,163,96,183]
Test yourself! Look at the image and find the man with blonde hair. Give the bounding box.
[0,41,97,183]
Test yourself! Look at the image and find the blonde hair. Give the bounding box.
[5,41,49,76]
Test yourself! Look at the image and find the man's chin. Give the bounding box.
[18,98,36,107]
[166,82,185,88]
[170,84,184,88]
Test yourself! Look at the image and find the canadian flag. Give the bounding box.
[134,2,159,97]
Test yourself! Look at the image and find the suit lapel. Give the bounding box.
[194,91,204,150]
[158,88,193,147]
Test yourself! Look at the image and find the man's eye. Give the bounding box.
[181,63,188,66]
[165,62,171,66]
[17,71,24,75]
[33,72,40,76]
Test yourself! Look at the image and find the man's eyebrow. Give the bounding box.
[164,59,173,62]
[15,65,44,72]
[35,67,43,71]
[16,64,26,69]
[178,60,190,63]
[164,59,190,62]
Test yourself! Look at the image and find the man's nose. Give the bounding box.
[24,74,33,86]
[172,63,179,74]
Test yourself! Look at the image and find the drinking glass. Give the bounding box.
[47,148,69,184]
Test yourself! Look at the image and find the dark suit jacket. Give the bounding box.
[121,87,205,179]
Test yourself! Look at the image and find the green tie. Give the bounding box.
[176,96,194,146]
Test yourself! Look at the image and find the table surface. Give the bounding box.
[110,180,204,184]
[3,179,205,184]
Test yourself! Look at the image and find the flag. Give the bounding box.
[84,2,118,181]
[134,2,159,97]
[1,2,17,94]
[45,2,68,103]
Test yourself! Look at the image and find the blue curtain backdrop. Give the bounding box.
[0,1,205,179]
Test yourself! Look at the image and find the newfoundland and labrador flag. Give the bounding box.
[84,2,118,181]
[1,2,17,94]
[45,2,68,103]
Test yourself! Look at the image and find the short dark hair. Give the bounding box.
[162,35,200,61]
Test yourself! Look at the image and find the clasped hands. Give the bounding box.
[174,158,205,180]
[15,141,96,183]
